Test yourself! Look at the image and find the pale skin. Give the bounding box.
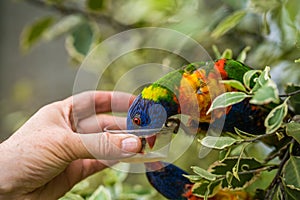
[0,91,142,200]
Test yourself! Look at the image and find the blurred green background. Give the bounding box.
[0,1,78,141]
[0,0,299,199]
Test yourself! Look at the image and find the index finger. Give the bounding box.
[64,90,136,120]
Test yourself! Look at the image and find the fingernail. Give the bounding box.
[121,137,139,153]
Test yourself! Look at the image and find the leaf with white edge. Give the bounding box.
[44,15,84,41]
[285,83,300,114]
[220,80,247,92]
[237,46,251,63]
[232,163,240,181]
[245,141,274,163]
[251,66,271,92]
[286,122,300,144]
[250,79,280,105]
[89,185,112,200]
[192,180,222,198]
[20,16,56,52]
[201,136,241,150]
[283,156,300,191]
[191,166,218,181]
[219,148,231,162]
[225,171,233,187]
[209,157,262,189]
[234,127,257,139]
[211,10,247,39]
[207,92,250,114]
[212,45,221,59]
[286,186,300,200]
[264,97,289,134]
[59,193,84,200]
[65,22,96,62]
[221,49,233,59]
[183,174,203,182]
[243,70,261,91]
[232,144,248,182]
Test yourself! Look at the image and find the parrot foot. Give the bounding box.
[165,117,193,135]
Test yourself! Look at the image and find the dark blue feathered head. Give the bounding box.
[127,94,169,130]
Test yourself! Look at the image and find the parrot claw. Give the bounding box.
[165,117,193,135]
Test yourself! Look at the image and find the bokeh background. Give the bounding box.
[0,0,77,140]
[1,0,299,199]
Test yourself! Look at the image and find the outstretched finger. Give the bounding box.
[64,91,135,120]
[76,114,126,133]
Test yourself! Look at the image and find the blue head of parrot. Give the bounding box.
[127,94,169,130]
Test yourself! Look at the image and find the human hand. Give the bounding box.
[0,91,142,200]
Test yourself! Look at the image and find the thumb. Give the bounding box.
[70,132,142,160]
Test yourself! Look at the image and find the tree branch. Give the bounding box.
[265,140,291,200]
[279,89,300,97]
[23,0,134,31]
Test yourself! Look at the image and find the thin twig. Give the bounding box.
[212,165,277,183]
[235,132,277,145]
[264,139,293,163]
[265,140,292,200]
[279,89,300,97]
[236,165,277,176]
[24,0,134,31]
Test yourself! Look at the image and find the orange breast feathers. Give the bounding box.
[178,69,231,123]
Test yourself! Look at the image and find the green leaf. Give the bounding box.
[250,79,280,105]
[183,174,203,182]
[95,187,113,199]
[286,122,300,144]
[20,16,55,52]
[59,192,84,200]
[209,157,263,189]
[286,186,300,200]
[212,10,247,39]
[86,0,105,12]
[65,23,95,62]
[192,180,222,198]
[201,136,241,150]
[220,80,247,92]
[245,142,274,163]
[251,66,271,93]
[207,92,251,114]
[212,45,221,59]
[234,127,257,139]
[295,58,300,63]
[44,15,84,41]
[264,97,289,134]
[89,185,112,200]
[219,148,232,162]
[221,49,233,59]
[246,170,276,194]
[237,46,251,63]
[225,171,234,187]
[283,156,300,191]
[249,0,281,13]
[232,144,248,182]
[285,83,300,114]
[270,4,298,49]
[190,166,218,181]
[243,70,261,91]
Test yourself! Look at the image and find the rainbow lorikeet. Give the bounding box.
[127,58,266,135]
[126,58,269,199]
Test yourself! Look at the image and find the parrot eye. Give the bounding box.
[133,116,141,125]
